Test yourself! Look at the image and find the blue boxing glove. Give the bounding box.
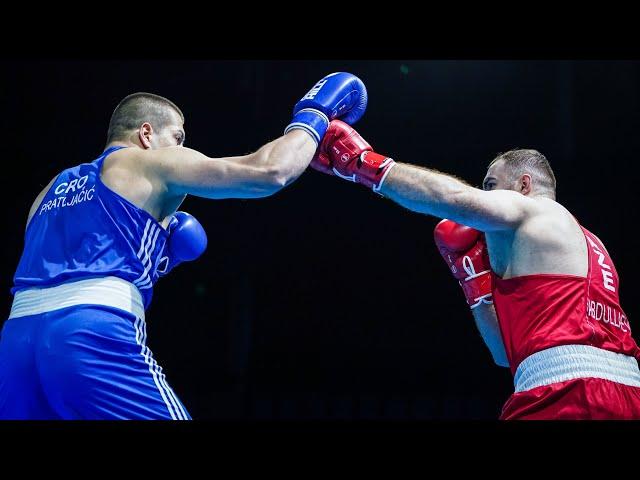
[156,211,208,277]
[284,72,368,146]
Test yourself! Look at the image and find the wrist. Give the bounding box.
[284,108,330,146]
[468,292,493,309]
[351,151,396,195]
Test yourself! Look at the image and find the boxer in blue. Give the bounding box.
[0,72,368,419]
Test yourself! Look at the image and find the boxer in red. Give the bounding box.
[311,120,640,419]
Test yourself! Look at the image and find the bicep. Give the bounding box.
[446,189,535,232]
[146,147,280,200]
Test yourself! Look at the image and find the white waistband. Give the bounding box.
[514,344,640,392]
[9,276,145,320]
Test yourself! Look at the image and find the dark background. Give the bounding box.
[2,60,639,419]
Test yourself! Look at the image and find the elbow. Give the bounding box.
[265,167,293,193]
[447,189,476,213]
[493,355,510,368]
[251,151,289,195]
[272,170,291,190]
[260,146,301,193]
[252,168,288,197]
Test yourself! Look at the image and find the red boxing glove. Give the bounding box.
[433,219,493,309]
[310,119,396,194]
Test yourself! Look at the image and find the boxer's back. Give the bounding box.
[486,197,588,279]
[12,146,169,309]
[489,196,639,373]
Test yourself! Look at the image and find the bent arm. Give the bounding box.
[471,303,509,367]
[379,163,535,232]
[148,130,316,199]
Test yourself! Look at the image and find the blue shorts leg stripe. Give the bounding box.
[139,319,189,420]
[134,317,185,420]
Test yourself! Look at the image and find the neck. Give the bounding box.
[530,191,556,201]
[104,139,143,151]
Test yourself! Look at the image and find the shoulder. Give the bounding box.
[533,197,576,221]
[102,146,143,169]
[519,198,582,238]
[111,146,207,175]
[483,189,544,207]
[101,146,165,181]
[476,189,545,221]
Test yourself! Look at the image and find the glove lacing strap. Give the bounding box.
[462,255,493,309]
[372,157,397,195]
[331,152,396,193]
[462,255,490,281]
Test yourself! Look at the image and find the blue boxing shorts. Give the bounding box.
[0,277,190,420]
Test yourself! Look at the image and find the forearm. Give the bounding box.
[379,162,477,222]
[158,130,316,199]
[251,130,317,188]
[470,303,509,367]
[218,129,316,194]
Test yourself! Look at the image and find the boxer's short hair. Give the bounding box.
[106,93,184,143]
[490,149,556,194]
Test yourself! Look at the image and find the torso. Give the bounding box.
[15,146,175,308]
[485,197,588,279]
[488,196,639,375]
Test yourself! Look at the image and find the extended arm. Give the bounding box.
[148,129,316,199]
[311,120,536,233]
[148,73,368,201]
[379,163,531,232]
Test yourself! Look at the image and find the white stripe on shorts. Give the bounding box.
[133,317,188,420]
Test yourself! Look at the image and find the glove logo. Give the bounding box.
[341,153,350,162]
[447,254,457,273]
[302,79,328,100]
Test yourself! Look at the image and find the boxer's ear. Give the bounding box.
[519,174,532,196]
[138,122,153,149]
